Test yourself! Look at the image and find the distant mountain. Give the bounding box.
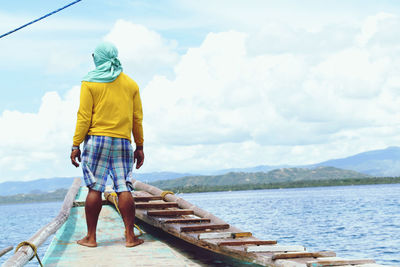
[134,171,195,183]
[0,172,193,196]
[0,177,77,196]
[151,166,369,189]
[204,146,400,177]
[200,165,291,175]
[2,146,400,196]
[310,146,400,176]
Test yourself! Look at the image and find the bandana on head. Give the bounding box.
[82,42,123,83]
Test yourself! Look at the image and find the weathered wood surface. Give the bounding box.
[135,202,179,209]
[147,209,195,216]
[133,195,163,202]
[306,257,376,267]
[130,179,388,267]
[272,251,336,260]
[0,247,12,258]
[41,187,204,267]
[164,218,211,224]
[218,240,277,246]
[246,245,305,253]
[2,178,81,267]
[180,224,230,232]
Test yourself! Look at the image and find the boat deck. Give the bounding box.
[42,188,204,267]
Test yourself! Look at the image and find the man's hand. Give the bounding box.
[134,147,144,169]
[71,149,81,168]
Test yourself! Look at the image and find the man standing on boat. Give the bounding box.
[70,42,144,248]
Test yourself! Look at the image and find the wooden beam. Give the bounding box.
[246,245,305,253]
[135,202,179,209]
[307,258,375,267]
[198,232,252,240]
[180,224,230,232]
[3,178,81,267]
[147,209,194,216]
[163,218,211,224]
[133,196,163,202]
[218,240,277,246]
[272,251,336,260]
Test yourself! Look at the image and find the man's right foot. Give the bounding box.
[77,236,97,247]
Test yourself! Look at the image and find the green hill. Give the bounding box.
[151,166,370,189]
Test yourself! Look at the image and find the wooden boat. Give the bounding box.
[2,178,389,266]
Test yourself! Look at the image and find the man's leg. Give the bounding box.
[117,191,144,247]
[77,188,102,247]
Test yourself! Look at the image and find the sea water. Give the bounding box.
[0,184,399,266]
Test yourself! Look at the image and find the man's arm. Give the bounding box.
[132,88,144,169]
[70,83,93,167]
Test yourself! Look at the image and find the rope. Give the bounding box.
[160,191,174,201]
[107,192,144,237]
[14,241,43,267]
[0,0,82,39]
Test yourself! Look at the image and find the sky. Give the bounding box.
[1,0,400,182]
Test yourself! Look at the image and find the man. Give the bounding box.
[70,42,144,248]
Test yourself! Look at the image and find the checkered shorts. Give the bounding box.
[82,135,133,193]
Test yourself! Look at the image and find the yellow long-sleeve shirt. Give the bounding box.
[72,72,143,146]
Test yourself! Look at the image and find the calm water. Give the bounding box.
[0,184,399,266]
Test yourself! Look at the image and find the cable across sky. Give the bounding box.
[0,0,82,39]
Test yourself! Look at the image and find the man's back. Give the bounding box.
[73,72,143,146]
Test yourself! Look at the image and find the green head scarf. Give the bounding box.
[82,42,123,83]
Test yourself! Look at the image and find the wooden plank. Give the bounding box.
[180,224,230,232]
[307,258,375,267]
[147,209,194,216]
[133,196,163,202]
[198,232,252,240]
[163,218,211,224]
[135,202,179,209]
[198,232,232,239]
[218,240,277,246]
[246,245,305,253]
[272,251,336,260]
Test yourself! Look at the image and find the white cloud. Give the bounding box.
[104,19,179,87]
[2,12,400,180]
[0,87,81,181]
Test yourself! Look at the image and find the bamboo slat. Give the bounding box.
[218,240,277,246]
[131,179,231,225]
[180,224,230,232]
[133,196,163,202]
[3,178,81,267]
[147,209,194,216]
[306,258,375,267]
[272,251,336,260]
[0,246,13,258]
[163,218,211,224]
[135,202,179,209]
[246,245,305,253]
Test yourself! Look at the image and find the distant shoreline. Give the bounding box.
[158,177,400,193]
[1,177,399,204]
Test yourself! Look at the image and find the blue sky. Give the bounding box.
[1,0,400,182]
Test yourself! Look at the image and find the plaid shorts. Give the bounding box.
[82,135,133,193]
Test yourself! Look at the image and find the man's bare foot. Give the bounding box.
[126,238,144,247]
[77,236,97,247]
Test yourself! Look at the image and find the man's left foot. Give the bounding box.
[126,238,144,247]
